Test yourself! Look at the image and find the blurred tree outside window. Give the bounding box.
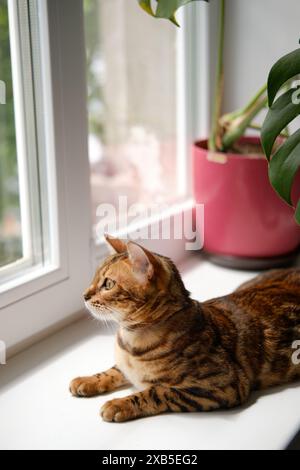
[0,0,22,268]
[84,0,181,234]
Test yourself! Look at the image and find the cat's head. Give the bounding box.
[83,235,189,328]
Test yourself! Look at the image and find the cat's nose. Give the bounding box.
[83,292,91,301]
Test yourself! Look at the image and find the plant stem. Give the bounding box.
[248,123,289,138]
[247,123,264,132]
[208,0,225,151]
[221,93,267,150]
[220,83,267,127]
[240,83,267,114]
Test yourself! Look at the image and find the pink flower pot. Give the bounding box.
[193,137,300,268]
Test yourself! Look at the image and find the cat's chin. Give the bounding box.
[84,301,120,323]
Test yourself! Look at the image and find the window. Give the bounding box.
[0,0,92,354]
[0,0,50,286]
[84,0,191,238]
[0,0,22,269]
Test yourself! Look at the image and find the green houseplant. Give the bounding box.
[262,47,300,224]
[138,0,300,268]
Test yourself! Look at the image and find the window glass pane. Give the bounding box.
[0,0,22,268]
[84,0,181,230]
[0,0,52,287]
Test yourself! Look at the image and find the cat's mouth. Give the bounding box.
[84,300,120,323]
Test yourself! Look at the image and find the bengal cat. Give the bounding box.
[70,235,300,422]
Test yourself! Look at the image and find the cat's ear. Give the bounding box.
[105,234,127,254]
[127,242,154,284]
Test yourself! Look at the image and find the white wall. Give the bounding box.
[222,0,300,119]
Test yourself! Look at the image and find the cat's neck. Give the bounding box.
[118,323,165,350]
[127,290,193,327]
[118,298,198,349]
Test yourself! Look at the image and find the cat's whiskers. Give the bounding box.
[85,300,120,334]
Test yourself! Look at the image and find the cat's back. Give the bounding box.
[216,268,300,321]
[203,268,300,389]
[205,268,300,315]
[235,268,300,293]
[202,268,300,361]
[232,268,300,318]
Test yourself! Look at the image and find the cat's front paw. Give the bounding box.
[100,398,137,422]
[69,376,102,397]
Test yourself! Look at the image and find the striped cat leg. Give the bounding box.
[100,384,244,422]
[100,385,213,422]
[101,386,171,422]
[70,366,130,397]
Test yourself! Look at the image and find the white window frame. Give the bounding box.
[0,0,208,357]
[0,0,92,355]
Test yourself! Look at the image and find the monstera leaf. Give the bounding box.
[138,1,208,25]
[261,48,300,224]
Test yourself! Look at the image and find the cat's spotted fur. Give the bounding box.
[70,235,300,422]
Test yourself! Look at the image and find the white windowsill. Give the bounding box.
[0,255,299,450]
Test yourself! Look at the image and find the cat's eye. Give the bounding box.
[102,278,115,290]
